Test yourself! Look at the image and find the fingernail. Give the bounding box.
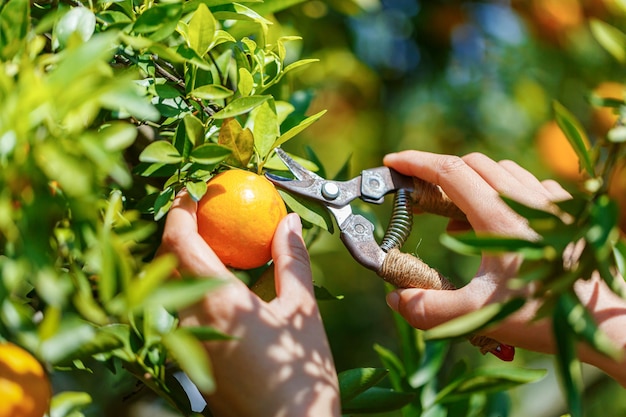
[386,291,400,311]
[286,213,302,234]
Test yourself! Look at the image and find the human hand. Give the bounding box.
[383,151,626,385]
[159,191,340,417]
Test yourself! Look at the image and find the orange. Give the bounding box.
[609,160,626,233]
[536,120,588,181]
[0,342,51,417]
[197,170,287,270]
[591,81,624,136]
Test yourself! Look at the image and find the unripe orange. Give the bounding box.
[197,170,287,270]
[0,342,51,417]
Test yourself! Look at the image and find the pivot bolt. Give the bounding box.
[322,183,340,200]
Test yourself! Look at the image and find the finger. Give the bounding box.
[497,159,557,199]
[161,191,232,279]
[540,179,572,201]
[463,153,554,211]
[386,286,478,331]
[384,151,523,235]
[271,213,316,312]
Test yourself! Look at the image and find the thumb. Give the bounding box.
[386,287,477,330]
[271,213,316,311]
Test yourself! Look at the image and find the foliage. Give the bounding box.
[2,0,626,416]
[0,0,326,414]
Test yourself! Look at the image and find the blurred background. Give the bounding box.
[269,0,626,416]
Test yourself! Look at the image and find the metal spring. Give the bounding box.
[380,189,413,252]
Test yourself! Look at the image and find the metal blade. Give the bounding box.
[273,148,324,181]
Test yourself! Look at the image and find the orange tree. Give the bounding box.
[2,0,626,416]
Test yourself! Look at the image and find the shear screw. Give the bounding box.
[322,183,340,200]
[369,178,380,189]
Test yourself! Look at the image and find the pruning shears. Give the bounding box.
[266,148,515,362]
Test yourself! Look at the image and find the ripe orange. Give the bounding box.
[536,120,588,181]
[0,342,51,417]
[197,169,287,270]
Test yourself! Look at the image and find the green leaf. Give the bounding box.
[139,141,183,164]
[143,305,178,346]
[282,58,319,76]
[590,19,626,63]
[189,143,232,166]
[163,328,215,394]
[278,190,334,232]
[189,84,234,100]
[587,195,619,258]
[218,118,254,167]
[63,325,126,360]
[313,284,344,300]
[154,186,176,221]
[99,122,137,152]
[0,0,29,59]
[339,367,390,402]
[553,101,594,177]
[247,0,306,16]
[554,296,584,417]
[263,151,319,172]
[183,114,205,147]
[34,143,91,197]
[40,317,97,364]
[342,387,416,414]
[435,367,547,404]
[238,68,254,96]
[53,6,96,49]
[558,292,622,359]
[425,298,525,341]
[186,180,208,202]
[126,254,178,310]
[408,340,449,389]
[186,326,234,341]
[212,95,270,119]
[440,232,547,260]
[140,278,224,311]
[252,100,279,160]
[50,391,92,417]
[372,343,408,392]
[274,109,326,148]
[133,2,182,41]
[212,3,273,26]
[188,3,215,56]
[614,239,626,278]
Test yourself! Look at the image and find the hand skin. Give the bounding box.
[383,150,626,386]
[159,192,340,417]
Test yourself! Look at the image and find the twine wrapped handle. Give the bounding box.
[379,249,507,356]
[378,177,515,360]
[411,178,466,221]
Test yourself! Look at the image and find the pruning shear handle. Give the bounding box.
[266,148,515,362]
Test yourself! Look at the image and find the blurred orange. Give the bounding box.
[591,81,624,136]
[0,342,51,417]
[513,0,583,44]
[535,120,588,181]
[609,161,626,233]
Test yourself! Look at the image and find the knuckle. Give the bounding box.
[436,155,467,177]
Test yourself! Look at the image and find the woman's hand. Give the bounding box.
[159,191,340,417]
[383,150,626,385]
